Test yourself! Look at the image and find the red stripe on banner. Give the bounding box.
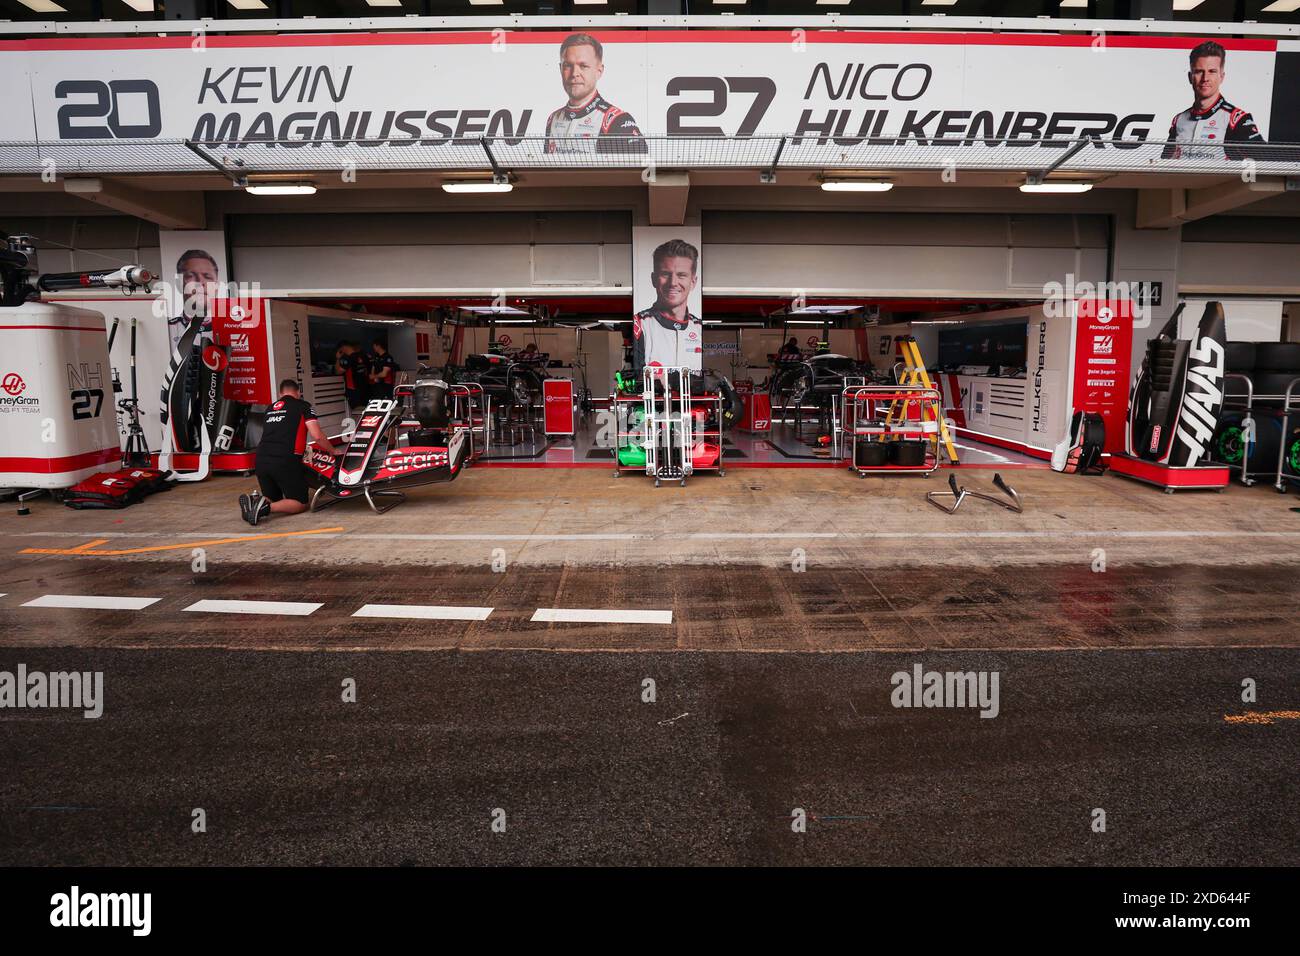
[0,325,105,332]
[0,446,120,474]
[0,31,1277,53]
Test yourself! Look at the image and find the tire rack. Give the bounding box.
[611,390,645,479]
[446,382,490,462]
[1279,381,1300,493]
[643,366,691,487]
[843,384,943,477]
[1220,372,1300,491]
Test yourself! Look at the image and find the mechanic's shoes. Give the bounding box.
[239,492,271,526]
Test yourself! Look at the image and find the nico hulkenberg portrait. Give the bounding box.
[634,239,703,371]
[1162,40,1265,161]
[545,33,647,155]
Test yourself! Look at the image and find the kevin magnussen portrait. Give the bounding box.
[544,33,648,156]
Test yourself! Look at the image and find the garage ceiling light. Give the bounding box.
[245,182,317,195]
[1262,0,1300,10]
[468,0,504,5]
[226,0,268,8]
[1058,0,1088,7]
[491,319,539,324]
[17,0,66,10]
[821,180,893,192]
[462,306,530,315]
[1172,0,1207,8]
[245,182,317,196]
[120,0,154,10]
[1020,181,1093,194]
[921,0,959,5]
[364,0,403,5]
[443,181,513,194]
[792,305,860,314]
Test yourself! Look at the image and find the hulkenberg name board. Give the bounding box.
[1,32,1296,155]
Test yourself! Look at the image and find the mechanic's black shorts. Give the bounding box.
[345,388,368,411]
[256,455,308,504]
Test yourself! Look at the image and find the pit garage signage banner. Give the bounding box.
[1072,299,1134,454]
[0,32,1294,153]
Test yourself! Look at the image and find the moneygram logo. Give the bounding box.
[2,373,25,396]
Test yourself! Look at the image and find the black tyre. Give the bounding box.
[1223,341,1257,372]
[1285,431,1300,478]
[1212,412,1282,467]
[1251,371,1300,405]
[1254,342,1300,372]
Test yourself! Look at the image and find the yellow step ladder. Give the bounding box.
[889,335,959,465]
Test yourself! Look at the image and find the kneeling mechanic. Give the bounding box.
[240,379,340,525]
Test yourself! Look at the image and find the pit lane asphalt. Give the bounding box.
[0,557,1296,865]
[0,646,1294,866]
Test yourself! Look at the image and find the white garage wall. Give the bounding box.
[701,212,1109,298]
[229,211,633,294]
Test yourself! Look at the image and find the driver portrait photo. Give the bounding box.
[633,238,702,371]
[1162,40,1265,161]
[544,33,647,155]
[167,248,219,354]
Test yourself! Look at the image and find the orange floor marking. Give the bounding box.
[20,527,344,556]
[1223,710,1300,725]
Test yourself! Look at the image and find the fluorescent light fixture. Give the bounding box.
[791,305,860,315]
[17,0,66,10]
[1261,0,1300,10]
[573,0,608,4]
[1058,0,1088,7]
[120,0,154,10]
[1020,181,1093,194]
[467,0,503,5]
[462,306,529,315]
[787,320,832,325]
[442,181,513,194]
[364,0,403,5]
[816,0,852,5]
[1172,0,1206,8]
[491,319,538,324]
[226,0,268,9]
[921,0,959,5]
[245,182,317,196]
[713,0,748,4]
[821,180,894,192]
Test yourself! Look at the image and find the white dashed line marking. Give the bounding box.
[531,608,673,625]
[22,594,160,611]
[353,604,494,621]
[184,600,322,616]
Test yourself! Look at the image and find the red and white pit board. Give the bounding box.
[0,303,119,489]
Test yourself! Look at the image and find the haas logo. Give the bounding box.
[2,372,25,396]
[1174,337,1225,465]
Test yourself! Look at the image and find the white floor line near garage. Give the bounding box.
[11,529,1300,542]
[353,604,494,621]
[184,600,323,616]
[21,594,161,610]
[532,608,674,625]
